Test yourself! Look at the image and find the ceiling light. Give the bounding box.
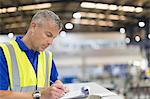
[19,3,51,11]
[119,15,126,20]
[65,22,74,29]
[71,19,79,24]
[120,6,135,12]
[125,37,130,44]
[95,3,109,10]
[109,5,118,10]
[80,12,87,17]
[1,8,7,13]
[7,7,17,12]
[73,12,81,19]
[98,13,105,19]
[98,21,113,26]
[60,31,67,37]
[120,28,125,34]
[89,20,96,25]
[87,13,97,18]
[135,7,143,13]
[135,36,140,42]
[148,34,150,39]
[80,19,89,25]
[35,3,51,9]
[108,15,119,20]
[138,21,145,27]
[72,18,114,27]
[8,33,14,39]
[80,2,95,8]
[106,21,114,26]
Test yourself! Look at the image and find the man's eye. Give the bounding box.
[47,33,53,37]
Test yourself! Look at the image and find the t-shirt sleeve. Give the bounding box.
[50,59,58,83]
[0,48,10,90]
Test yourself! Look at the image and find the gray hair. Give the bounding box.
[31,10,63,30]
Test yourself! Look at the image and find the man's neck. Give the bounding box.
[21,34,33,50]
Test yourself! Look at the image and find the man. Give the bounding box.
[0,10,69,99]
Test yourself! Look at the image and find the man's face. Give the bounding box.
[30,21,60,51]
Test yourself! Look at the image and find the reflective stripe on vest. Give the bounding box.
[0,41,52,92]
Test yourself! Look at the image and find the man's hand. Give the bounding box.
[41,80,70,99]
[55,80,70,93]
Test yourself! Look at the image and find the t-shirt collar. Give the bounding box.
[15,35,40,55]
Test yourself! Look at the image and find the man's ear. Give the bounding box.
[31,22,36,28]
[30,22,36,32]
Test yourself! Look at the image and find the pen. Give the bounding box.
[50,80,54,85]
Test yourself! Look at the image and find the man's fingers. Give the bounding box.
[48,86,65,98]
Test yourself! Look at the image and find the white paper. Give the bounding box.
[60,82,117,99]
[61,90,85,99]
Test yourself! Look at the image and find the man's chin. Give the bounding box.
[39,48,45,51]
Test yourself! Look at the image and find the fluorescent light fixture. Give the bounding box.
[35,3,51,9]
[80,12,87,17]
[98,21,107,26]
[19,5,35,11]
[119,15,126,20]
[7,7,17,12]
[109,5,118,10]
[98,13,105,19]
[80,2,95,8]
[73,12,81,19]
[106,21,114,26]
[135,7,143,13]
[95,3,108,10]
[0,8,7,13]
[72,18,113,27]
[19,3,51,11]
[72,11,126,21]
[108,15,119,20]
[119,6,135,12]
[89,20,96,25]
[80,19,89,25]
[87,13,97,18]
[80,2,142,13]
[98,21,113,26]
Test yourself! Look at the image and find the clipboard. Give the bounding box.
[61,82,117,99]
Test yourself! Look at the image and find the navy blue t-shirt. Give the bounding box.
[0,36,58,90]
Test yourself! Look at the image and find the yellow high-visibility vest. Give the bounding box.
[146,68,150,78]
[0,41,52,92]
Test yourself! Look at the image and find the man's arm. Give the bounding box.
[50,59,58,83]
[0,81,67,99]
[0,90,33,99]
[0,48,10,90]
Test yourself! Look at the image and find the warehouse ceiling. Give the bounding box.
[0,0,150,35]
